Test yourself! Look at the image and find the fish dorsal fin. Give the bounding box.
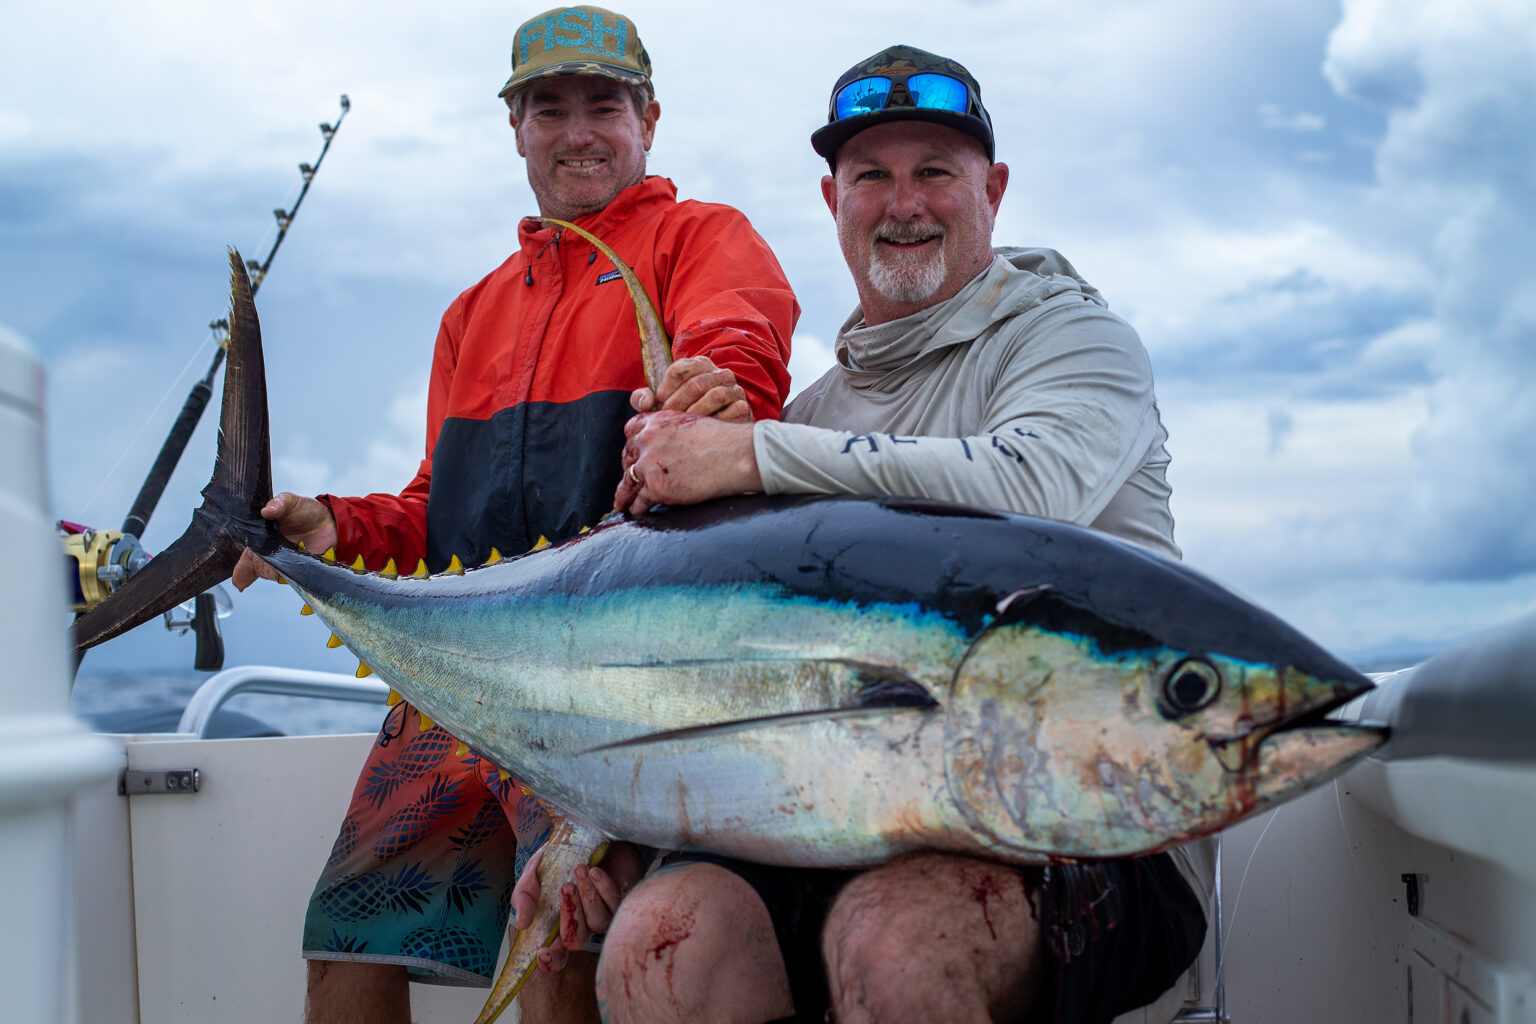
[537,217,672,391]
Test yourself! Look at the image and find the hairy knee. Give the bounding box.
[824,855,1043,1022]
[831,854,1037,942]
[596,864,772,1021]
[601,866,714,968]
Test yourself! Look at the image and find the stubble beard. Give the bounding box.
[536,144,648,222]
[856,220,948,305]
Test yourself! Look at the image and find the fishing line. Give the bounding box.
[77,333,216,522]
[77,95,350,534]
[1217,804,1281,980]
[1331,780,1396,971]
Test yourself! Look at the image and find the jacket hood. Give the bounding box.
[834,247,1105,382]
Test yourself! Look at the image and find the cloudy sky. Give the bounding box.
[5,0,1532,676]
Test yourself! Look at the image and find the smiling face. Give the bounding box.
[511,74,660,222]
[823,120,1008,326]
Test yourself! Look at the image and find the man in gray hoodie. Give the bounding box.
[553,44,1210,1024]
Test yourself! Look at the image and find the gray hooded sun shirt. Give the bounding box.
[754,247,1179,560]
[755,247,1210,1024]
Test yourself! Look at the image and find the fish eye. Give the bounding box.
[1163,658,1221,714]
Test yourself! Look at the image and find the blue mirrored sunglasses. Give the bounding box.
[833,72,971,121]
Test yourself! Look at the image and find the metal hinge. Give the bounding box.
[119,769,201,796]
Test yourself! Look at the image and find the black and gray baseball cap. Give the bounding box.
[811,45,994,168]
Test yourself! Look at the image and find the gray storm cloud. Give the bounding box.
[1325,0,1536,581]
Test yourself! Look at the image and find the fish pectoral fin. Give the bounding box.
[580,694,939,756]
[473,818,607,1024]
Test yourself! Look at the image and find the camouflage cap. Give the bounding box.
[811,45,994,168]
[499,6,653,105]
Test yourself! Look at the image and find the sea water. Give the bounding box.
[72,669,388,737]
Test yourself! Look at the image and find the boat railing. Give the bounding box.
[176,665,390,738]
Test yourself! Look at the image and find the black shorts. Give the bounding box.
[1036,855,1208,1024]
[661,851,1205,1024]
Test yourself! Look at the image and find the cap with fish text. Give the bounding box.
[499,6,652,105]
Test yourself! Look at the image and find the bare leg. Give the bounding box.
[595,862,793,1024]
[304,960,410,1024]
[823,854,1043,1024]
[519,949,601,1023]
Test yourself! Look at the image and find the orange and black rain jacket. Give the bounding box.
[322,176,797,572]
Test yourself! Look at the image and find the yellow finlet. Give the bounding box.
[297,539,307,552]
[321,547,338,564]
[499,769,511,782]
[418,712,436,731]
[386,689,403,707]
[410,559,429,579]
[531,535,550,551]
[381,557,399,579]
[446,554,465,575]
[579,525,591,534]
[356,662,373,678]
[484,548,503,565]
[456,740,470,757]
[300,603,314,616]
[275,574,288,585]
[326,633,343,649]
[350,555,367,574]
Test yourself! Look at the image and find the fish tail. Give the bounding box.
[72,250,274,654]
[208,247,274,529]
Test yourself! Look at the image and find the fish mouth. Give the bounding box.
[1204,682,1386,775]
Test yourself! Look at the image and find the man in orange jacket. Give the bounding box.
[232,7,797,1022]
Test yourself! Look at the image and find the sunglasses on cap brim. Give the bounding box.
[832,72,973,121]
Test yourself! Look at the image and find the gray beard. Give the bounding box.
[867,244,947,305]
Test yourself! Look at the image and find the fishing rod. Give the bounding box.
[123,93,350,540]
[64,94,351,671]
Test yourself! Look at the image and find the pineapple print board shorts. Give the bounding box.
[302,702,551,986]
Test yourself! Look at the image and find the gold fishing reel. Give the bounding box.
[61,526,149,613]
